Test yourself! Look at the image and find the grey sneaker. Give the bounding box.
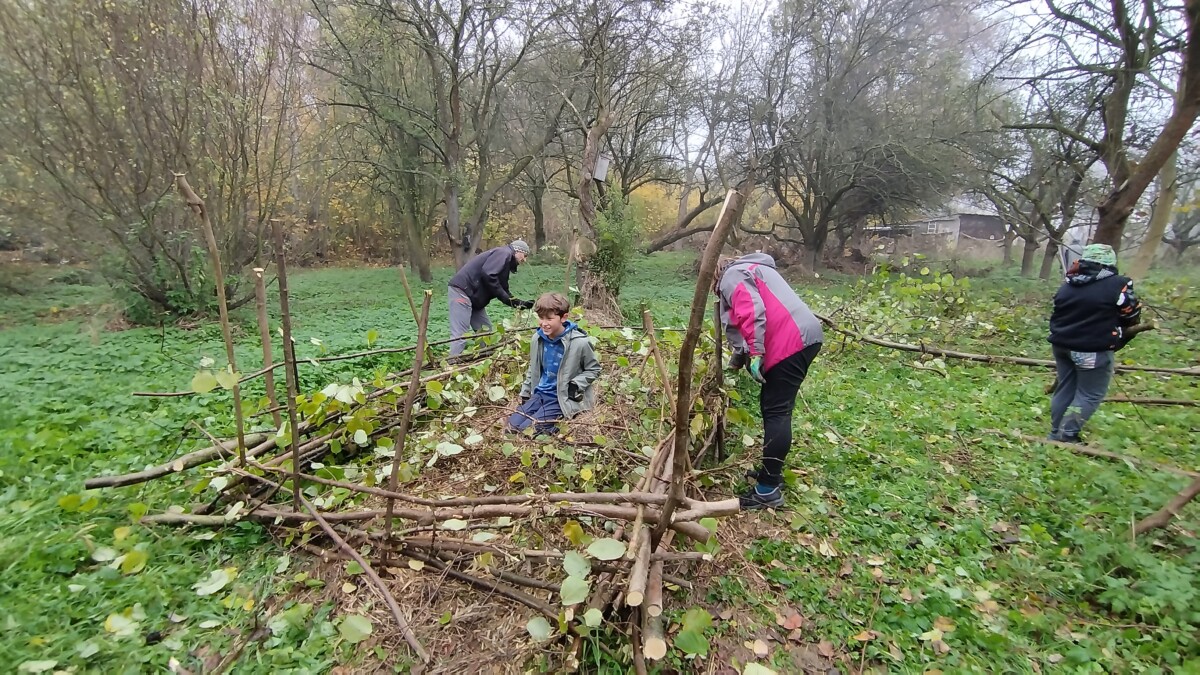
[739,486,784,510]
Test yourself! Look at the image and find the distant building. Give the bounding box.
[867,200,1007,258]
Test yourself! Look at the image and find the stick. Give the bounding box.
[654,180,754,546]
[175,173,247,464]
[398,265,434,366]
[142,502,730,540]
[402,549,557,619]
[130,332,508,397]
[253,268,282,429]
[817,315,1196,376]
[1106,397,1198,407]
[642,611,667,661]
[83,435,268,489]
[642,310,675,412]
[646,531,671,617]
[625,533,651,607]
[385,291,433,560]
[987,430,1199,478]
[565,226,577,300]
[1132,476,1200,536]
[299,497,427,660]
[271,220,304,509]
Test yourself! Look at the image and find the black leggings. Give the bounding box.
[758,343,821,486]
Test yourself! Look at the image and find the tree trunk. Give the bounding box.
[1038,239,1059,280]
[1128,151,1177,278]
[447,181,467,268]
[1093,8,1200,250]
[1020,236,1039,277]
[1003,227,1015,266]
[531,183,546,252]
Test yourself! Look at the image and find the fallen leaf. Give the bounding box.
[866,556,886,566]
[817,640,835,658]
[991,520,1011,533]
[1047,654,1063,664]
[919,628,943,642]
[838,561,853,577]
[933,616,956,633]
[719,608,735,621]
[932,639,951,655]
[977,600,1000,614]
[787,628,804,642]
[852,630,876,641]
[900,587,914,602]
[743,664,778,675]
[745,639,769,657]
[408,559,425,571]
[817,539,837,558]
[778,611,804,631]
[871,567,884,581]
[926,563,937,574]
[889,642,903,660]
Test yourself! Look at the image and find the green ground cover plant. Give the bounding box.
[1,254,1195,673]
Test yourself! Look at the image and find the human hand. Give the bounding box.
[727,351,748,371]
[749,356,765,384]
[567,381,584,402]
[515,299,534,310]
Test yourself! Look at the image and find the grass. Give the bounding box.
[0,253,1197,673]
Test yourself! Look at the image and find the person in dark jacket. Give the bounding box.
[715,253,824,510]
[447,240,534,356]
[1047,243,1142,443]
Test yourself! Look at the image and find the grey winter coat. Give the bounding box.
[518,327,601,419]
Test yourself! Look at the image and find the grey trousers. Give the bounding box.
[1050,346,1115,439]
[448,286,491,356]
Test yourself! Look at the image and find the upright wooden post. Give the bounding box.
[174,173,246,464]
[384,290,433,557]
[271,219,303,509]
[652,174,755,546]
[253,268,282,429]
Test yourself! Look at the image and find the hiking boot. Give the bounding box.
[1059,432,1082,444]
[739,485,784,510]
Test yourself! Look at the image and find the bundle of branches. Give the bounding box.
[89,313,740,669]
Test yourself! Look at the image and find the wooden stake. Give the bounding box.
[271,219,303,509]
[642,611,668,661]
[626,533,651,607]
[253,268,282,429]
[398,265,434,365]
[642,309,675,412]
[645,531,671,617]
[174,173,247,464]
[385,290,432,560]
[654,177,755,546]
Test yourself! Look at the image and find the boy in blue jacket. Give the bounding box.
[508,292,601,434]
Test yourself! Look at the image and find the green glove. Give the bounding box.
[749,356,765,384]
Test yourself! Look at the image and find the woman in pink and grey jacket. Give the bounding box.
[715,253,823,510]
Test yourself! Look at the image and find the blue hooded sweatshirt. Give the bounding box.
[533,321,576,395]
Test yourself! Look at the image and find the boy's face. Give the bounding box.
[538,311,567,339]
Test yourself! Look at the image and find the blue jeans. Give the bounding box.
[1050,347,1115,439]
[507,389,562,434]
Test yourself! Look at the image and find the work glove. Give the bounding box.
[567,381,584,402]
[727,350,748,371]
[749,356,766,384]
[514,298,534,310]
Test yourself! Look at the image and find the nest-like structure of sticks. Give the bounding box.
[94,316,738,672]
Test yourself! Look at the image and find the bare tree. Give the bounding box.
[1008,0,1200,251]
[0,0,303,319]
